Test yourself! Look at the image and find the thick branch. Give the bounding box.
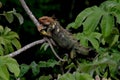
[7,39,45,57]
[19,0,43,31]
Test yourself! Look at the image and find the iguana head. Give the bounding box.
[38,16,56,36]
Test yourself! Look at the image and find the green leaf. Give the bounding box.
[0,26,21,54]
[7,43,14,53]
[46,59,59,67]
[0,49,3,56]
[5,31,19,39]
[0,65,9,80]
[40,42,49,51]
[91,32,102,41]
[11,38,21,49]
[100,14,114,37]
[83,6,103,34]
[13,13,24,25]
[114,12,120,24]
[0,25,4,33]
[73,72,93,80]
[74,6,95,29]
[30,61,40,76]
[39,75,52,80]
[100,1,120,12]
[88,37,99,50]
[105,35,119,47]
[0,37,5,45]
[65,63,75,69]
[75,33,88,47]
[0,45,4,56]
[38,59,58,68]
[4,12,14,23]
[3,27,11,35]
[58,73,75,80]
[66,22,75,29]
[3,43,9,54]
[19,64,30,77]
[1,56,20,77]
[38,61,47,67]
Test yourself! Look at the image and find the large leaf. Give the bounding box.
[0,26,21,54]
[83,6,103,34]
[100,14,114,37]
[74,6,95,29]
[79,56,117,74]
[0,65,9,80]
[75,32,100,49]
[1,56,20,77]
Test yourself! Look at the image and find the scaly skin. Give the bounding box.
[39,16,91,58]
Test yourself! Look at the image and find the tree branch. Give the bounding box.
[7,39,45,57]
[19,0,43,31]
[10,0,62,60]
[44,37,67,61]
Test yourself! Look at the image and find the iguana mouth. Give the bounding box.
[40,24,48,31]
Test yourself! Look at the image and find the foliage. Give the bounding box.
[0,8,24,25]
[0,56,20,80]
[67,0,120,49]
[0,2,22,80]
[57,72,93,80]
[19,59,59,79]
[0,25,21,55]
[0,0,120,80]
[66,0,120,79]
[0,5,23,55]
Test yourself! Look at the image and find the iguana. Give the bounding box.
[38,16,93,58]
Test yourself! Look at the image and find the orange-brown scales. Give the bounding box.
[38,16,92,58]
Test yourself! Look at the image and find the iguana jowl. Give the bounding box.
[38,16,92,58]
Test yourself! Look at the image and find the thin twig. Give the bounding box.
[7,39,45,57]
[44,37,67,62]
